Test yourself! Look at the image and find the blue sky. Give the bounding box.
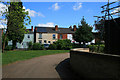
[23,2,109,31]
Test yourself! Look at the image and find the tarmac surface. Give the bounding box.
[2,53,77,80]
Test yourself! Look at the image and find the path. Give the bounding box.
[2,53,76,80]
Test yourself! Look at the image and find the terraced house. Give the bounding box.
[34,25,77,44]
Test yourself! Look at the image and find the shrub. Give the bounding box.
[49,39,72,50]
[88,44,105,53]
[4,45,12,51]
[28,41,33,50]
[48,44,57,50]
[32,43,44,50]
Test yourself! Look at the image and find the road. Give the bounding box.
[2,53,76,80]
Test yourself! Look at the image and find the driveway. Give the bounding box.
[2,53,76,79]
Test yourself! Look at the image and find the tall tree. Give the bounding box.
[7,1,31,49]
[73,17,94,46]
[2,1,31,52]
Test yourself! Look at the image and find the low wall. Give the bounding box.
[70,48,120,79]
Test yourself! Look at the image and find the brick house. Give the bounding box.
[34,25,76,44]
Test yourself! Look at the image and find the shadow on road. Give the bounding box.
[55,58,79,80]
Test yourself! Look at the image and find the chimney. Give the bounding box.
[69,26,72,29]
[35,27,37,31]
[31,26,33,31]
[55,25,58,31]
[73,25,77,31]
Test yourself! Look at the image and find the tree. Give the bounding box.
[73,17,94,46]
[6,1,31,49]
[95,19,105,42]
[1,1,31,52]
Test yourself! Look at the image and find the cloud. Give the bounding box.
[73,3,82,11]
[0,3,8,17]
[23,6,45,17]
[37,22,54,27]
[0,25,7,29]
[49,3,60,11]
[111,7,120,16]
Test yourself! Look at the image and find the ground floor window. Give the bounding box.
[48,41,51,43]
[44,40,47,43]
[39,40,42,44]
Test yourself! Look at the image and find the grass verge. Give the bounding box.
[2,50,69,65]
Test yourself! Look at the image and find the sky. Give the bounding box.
[0,1,120,32]
[22,2,107,30]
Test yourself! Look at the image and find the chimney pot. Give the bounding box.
[31,26,33,31]
[35,27,37,30]
[55,25,58,31]
[73,25,77,31]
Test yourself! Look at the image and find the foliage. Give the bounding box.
[49,44,57,50]
[49,39,72,50]
[2,50,69,65]
[4,45,12,51]
[95,19,105,40]
[73,17,94,46]
[32,43,44,50]
[88,44,105,53]
[6,2,31,49]
[28,41,33,50]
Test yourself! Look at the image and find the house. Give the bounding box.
[16,26,34,49]
[34,25,76,44]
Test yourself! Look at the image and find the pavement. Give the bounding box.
[2,53,77,80]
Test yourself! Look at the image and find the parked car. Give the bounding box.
[44,44,50,48]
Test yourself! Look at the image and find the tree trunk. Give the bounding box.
[2,31,8,53]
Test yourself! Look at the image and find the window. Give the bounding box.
[28,35,30,38]
[60,34,63,39]
[44,40,47,43]
[53,41,55,43]
[39,33,42,39]
[39,40,42,44]
[53,34,56,39]
[48,41,51,43]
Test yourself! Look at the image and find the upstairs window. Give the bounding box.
[39,33,42,39]
[60,34,63,39]
[28,35,30,38]
[53,34,56,39]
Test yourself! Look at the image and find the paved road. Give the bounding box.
[2,53,76,79]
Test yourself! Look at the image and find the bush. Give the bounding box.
[32,43,44,50]
[49,39,72,50]
[28,41,33,50]
[48,44,57,50]
[88,44,105,53]
[4,45,12,51]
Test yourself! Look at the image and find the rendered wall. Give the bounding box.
[70,49,120,79]
[36,33,58,44]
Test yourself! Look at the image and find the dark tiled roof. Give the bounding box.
[35,26,75,34]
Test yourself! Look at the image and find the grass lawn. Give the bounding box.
[2,50,69,65]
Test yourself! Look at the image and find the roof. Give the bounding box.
[26,29,34,34]
[35,26,75,34]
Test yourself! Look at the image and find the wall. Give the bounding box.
[105,18,120,55]
[36,33,58,44]
[16,33,34,48]
[58,34,67,40]
[70,48,120,79]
